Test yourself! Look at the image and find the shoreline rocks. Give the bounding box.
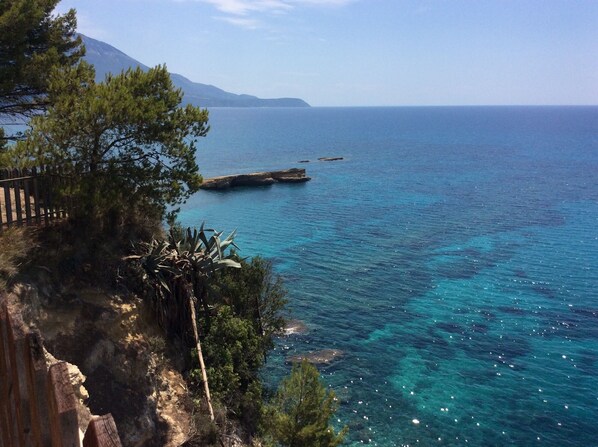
[286,349,343,365]
[200,168,311,190]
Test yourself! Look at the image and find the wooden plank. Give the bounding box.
[0,303,14,447]
[83,415,122,447]
[5,305,26,446]
[54,167,63,219]
[0,398,11,447]
[7,309,34,446]
[40,167,51,225]
[2,182,12,227]
[47,169,56,221]
[24,332,52,447]
[32,168,41,225]
[47,362,80,447]
[43,167,53,220]
[23,175,32,226]
[49,167,58,220]
[0,188,4,232]
[13,170,23,226]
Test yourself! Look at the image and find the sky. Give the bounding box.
[55,0,598,107]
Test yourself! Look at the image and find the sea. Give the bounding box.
[178,106,598,447]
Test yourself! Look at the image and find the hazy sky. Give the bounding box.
[56,0,598,107]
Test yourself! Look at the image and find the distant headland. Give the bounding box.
[81,34,310,108]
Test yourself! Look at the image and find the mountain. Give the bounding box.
[81,35,310,108]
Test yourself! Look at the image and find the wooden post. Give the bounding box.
[2,182,12,228]
[8,309,36,446]
[13,170,23,226]
[4,305,27,446]
[83,415,122,447]
[32,168,41,225]
[23,170,33,226]
[24,332,52,446]
[0,303,14,447]
[39,166,50,225]
[0,187,4,232]
[47,362,80,447]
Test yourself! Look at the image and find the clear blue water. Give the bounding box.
[179,106,598,447]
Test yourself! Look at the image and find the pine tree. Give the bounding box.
[19,62,209,229]
[266,360,347,447]
[0,0,83,120]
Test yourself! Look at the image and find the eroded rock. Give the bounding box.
[200,168,310,190]
[286,349,343,365]
[283,319,309,335]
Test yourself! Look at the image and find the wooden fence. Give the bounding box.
[0,167,69,233]
[0,296,122,446]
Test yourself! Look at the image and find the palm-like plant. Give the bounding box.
[129,224,241,422]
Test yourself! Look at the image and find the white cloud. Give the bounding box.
[201,0,292,15]
[199,0,355,16]
[292,0,354,5]
[216,15,263,29]
[192,0,356,29]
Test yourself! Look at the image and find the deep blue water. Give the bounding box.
[179,106,598,447]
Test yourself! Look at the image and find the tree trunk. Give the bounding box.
[196,279,211,333]
[188,295,215,422]
[254,292,264,337]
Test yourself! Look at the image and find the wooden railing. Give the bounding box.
[0,167,69,232]
[0,295,122,446]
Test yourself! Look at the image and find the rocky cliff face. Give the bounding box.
[12,282,193,447]
[200,168,311,190]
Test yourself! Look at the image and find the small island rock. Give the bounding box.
[200,168,310,190]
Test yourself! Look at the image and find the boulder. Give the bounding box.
[286,349,343,365]
[283,319,309,335]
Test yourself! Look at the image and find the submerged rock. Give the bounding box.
[287,349,343,365]
[200,168,311,190]
[283,319,309,335]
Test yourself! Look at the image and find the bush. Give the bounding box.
[0,227,35,291]
[210,255,288,349]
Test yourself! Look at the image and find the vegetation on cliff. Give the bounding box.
[15,62,208,231]
[0,2,345,445]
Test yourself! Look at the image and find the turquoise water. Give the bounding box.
[179,107,598,446]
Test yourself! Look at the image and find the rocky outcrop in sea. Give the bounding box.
[200,168,311,190]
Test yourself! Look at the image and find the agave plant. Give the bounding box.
[171,224,240,330]
[129,223,241,422]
